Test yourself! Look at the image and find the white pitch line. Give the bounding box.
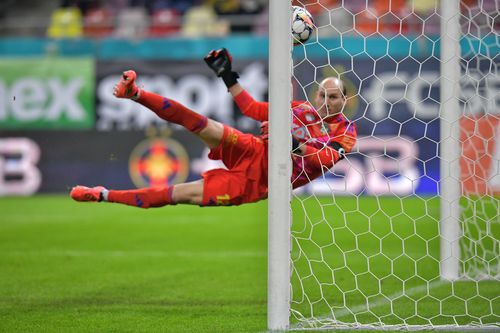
[290,279,447,329]
[332,279,446,319]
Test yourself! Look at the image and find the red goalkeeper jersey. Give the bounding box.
[234,90,357,189]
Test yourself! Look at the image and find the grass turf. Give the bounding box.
[0,195,268,333]
[290,195,499,329]
[0,195,498,332]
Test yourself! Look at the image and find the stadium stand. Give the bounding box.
[148,8,181,37]
[2,0,491,39]
[181,3,229,37]
[83,8,114,38]
[47,7,83,38]
[114,7,149,38]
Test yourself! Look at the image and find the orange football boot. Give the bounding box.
[70,185,106,202]
[113,70,140,99]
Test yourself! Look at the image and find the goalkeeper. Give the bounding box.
[71,48,357,207]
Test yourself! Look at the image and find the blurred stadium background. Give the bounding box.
[0,0,497,195]
[0,0,499,332]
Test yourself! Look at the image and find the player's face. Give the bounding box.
[314,78,346,118]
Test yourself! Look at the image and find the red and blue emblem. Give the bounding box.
[129,137,189,188]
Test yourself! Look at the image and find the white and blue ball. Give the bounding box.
[292,6,315,45]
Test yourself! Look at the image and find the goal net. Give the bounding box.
[268,0,499,330]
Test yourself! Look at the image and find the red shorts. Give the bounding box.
[202,125,268,206]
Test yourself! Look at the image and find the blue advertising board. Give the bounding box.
[293,55,498,195]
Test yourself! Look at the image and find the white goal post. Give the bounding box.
[439,0,461,282]
[267,0,292,331]
[268,0,499,331]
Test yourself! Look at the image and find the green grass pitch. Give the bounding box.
[290,195,499,329]
[0,195,498,332]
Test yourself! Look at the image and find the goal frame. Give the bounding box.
[439,0,462,282]
[267,0,292,331]
[267,0,498,331]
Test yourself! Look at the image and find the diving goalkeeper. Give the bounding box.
[71,48,357,207]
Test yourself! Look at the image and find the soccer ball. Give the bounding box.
[292,6,314,45]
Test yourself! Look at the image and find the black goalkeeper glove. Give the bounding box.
[204,48,240,89]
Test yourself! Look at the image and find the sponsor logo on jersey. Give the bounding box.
[226,130,238,145]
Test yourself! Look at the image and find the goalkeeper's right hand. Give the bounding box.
[261,121,304,155]
[204,48,240,89]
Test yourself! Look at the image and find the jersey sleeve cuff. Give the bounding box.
[234,89,255,111]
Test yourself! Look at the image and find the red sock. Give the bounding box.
[108,186,175,208]
[136,90,208,133]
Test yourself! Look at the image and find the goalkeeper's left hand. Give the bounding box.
[204,48,240,89]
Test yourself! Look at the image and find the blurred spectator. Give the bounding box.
[47,6,83,38]
[407,0,438,35]
[236,0,265,33]
[210,0,264,33]
[347,0,408,35]
[209,0,240,33]
[409,0,437,14]
[149,8,181,37]
[374,0,406,14]
[252,5,268,35]
[376,0,408,34]
[210,0,240,16]
[83,8,114,37]
[460,0,498,36]
[115,6,149,39]
[182,1,229,37]
[322,6,353,37]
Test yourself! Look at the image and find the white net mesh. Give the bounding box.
[289,0,499,329]
[459,1,499,281]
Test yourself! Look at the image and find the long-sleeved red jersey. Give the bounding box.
[234,89,357,189]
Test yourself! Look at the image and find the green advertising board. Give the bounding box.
[0,58,94,129]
